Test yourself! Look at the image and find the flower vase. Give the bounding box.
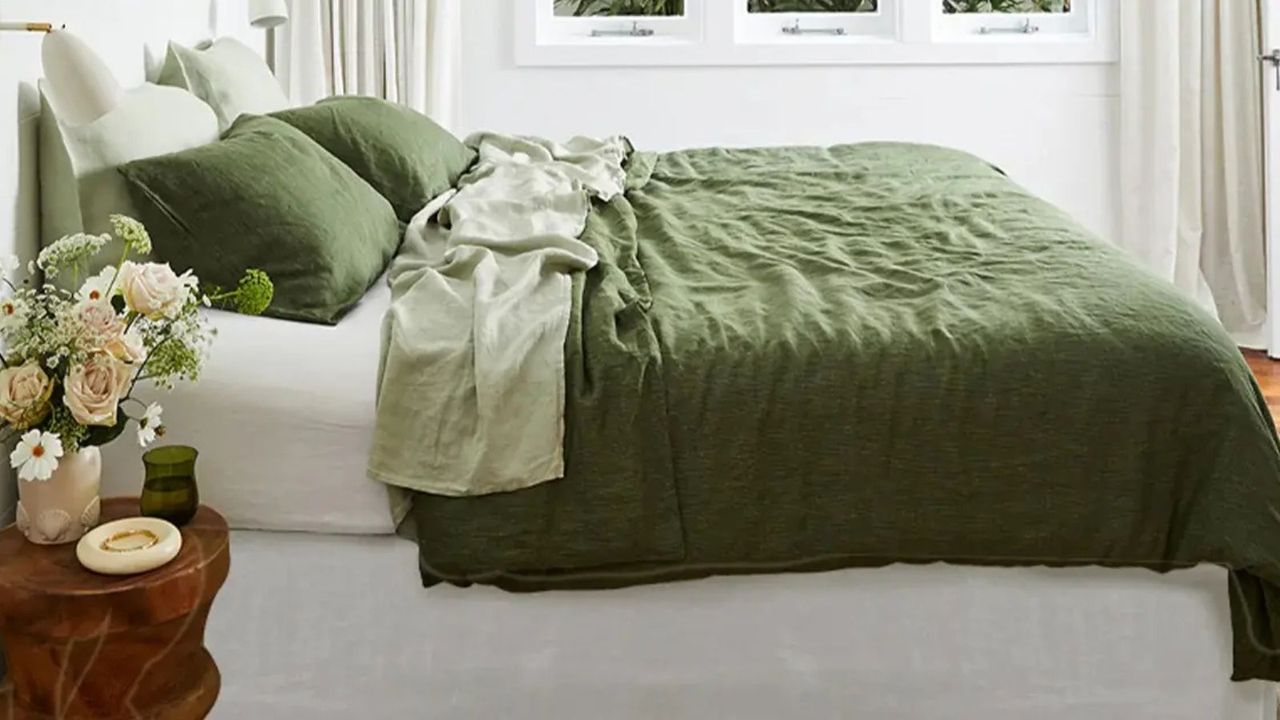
[15,446,102,545]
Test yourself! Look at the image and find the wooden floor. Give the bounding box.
[1245,351,1280,423]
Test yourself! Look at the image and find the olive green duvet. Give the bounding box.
[402,142,1280,681]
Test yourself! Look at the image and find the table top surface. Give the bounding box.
[0,497,228,598]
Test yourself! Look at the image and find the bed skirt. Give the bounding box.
[208,530,1275,720]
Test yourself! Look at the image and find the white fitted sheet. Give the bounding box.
[208,531,1275,720]
[99,282,397,534]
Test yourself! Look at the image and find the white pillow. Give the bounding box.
[40,30,123,126]
[39,82,220,267]
[157,38,289,130]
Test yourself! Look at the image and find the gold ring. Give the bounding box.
[100,528,160,553]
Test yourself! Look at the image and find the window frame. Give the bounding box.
[515,0,1118,67]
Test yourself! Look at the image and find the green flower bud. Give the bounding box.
[234,269,274,316]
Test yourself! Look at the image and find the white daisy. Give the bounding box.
[76,266,119,306]
[177,269,200,306]
[10,429,63,482]
[0,297,28,332]
[0,255,20,275]
[137,403,163,447]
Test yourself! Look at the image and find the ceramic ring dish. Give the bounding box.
[76,517,183,575]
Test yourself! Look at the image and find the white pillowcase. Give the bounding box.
[39,82,220,266]
[40,30,123,127]
[37,28,221,272]
[157,38,289,130]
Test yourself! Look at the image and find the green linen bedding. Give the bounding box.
[272,97,477,223]
[387,141,1280,681]
[121,114,402,325]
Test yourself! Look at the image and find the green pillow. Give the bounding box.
[271,96,475,222]
[118,114,402,325]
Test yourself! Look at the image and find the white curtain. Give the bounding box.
[272,0,461,130]
[1119,0,1267,341]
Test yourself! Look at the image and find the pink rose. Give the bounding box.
[63,353,132,427]
[103,327,146,365]
[120,262,186,320]
[78,301,123,340]
[0,362,53,430]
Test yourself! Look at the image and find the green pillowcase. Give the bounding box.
[118,114,402,325]
[271,96,475,222]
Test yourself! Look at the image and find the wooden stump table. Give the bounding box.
[0,498,229,720]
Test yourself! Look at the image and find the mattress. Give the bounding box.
[208,530,1276,719]
[99,281,396,534]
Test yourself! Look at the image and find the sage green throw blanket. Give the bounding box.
[393,142,1280,681]
[370,133,629,495]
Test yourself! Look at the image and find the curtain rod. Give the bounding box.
[0,22,56,33]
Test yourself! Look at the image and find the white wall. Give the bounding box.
[0,0,263,522]
[459,2,1120,243]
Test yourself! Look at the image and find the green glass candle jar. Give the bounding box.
[140,445,200,526]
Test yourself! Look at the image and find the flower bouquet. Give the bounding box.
[1,215,272,543]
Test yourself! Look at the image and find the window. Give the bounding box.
[943,0,1070,11]
[553,0,685,16]
[935,0,1089,41]
[537,0,701,46]
[737,0,896,44]
[516,0,1116,66]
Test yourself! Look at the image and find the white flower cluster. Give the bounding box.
[0,219,217,482]
[109,214,153,256]
[36,233,110,278]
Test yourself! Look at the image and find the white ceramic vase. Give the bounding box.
[15,446,102,545]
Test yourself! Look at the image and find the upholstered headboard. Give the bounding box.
[0,0,264,524]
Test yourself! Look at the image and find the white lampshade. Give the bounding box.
[41,30,123,126]
[249,0,289,29]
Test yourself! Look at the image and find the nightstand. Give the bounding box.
[0,497,229,719]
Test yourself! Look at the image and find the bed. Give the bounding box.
[22,30,1280,718]
[366,139,1280,684]
[101,140,1280,719]
[88,261,1275,718]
